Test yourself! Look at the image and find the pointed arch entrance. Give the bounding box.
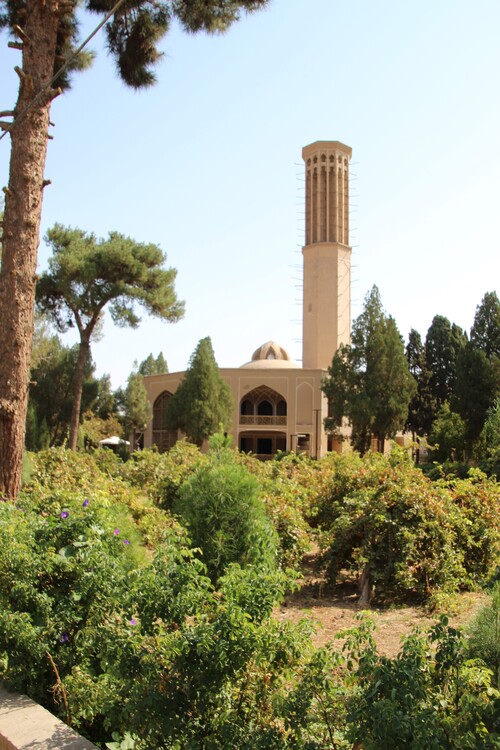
[238,385,287,458]
[152,391,178,453]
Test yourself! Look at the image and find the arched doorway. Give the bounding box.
[238,386,287,458]
[238,431,287,458]
[152,391,178,453]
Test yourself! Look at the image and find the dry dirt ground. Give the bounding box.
[274,552,489,658]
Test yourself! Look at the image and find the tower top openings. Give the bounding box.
[301,141,352,370]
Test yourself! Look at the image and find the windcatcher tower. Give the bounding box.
[302,141,352,369]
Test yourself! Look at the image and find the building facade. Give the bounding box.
[142,140,352,458]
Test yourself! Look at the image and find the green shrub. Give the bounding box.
[466,584,500,688]
[120,442,203,506]
[445,471,500,589]
[316,450,500,603]
[0,497,135,705]
[346,614,500,749]
[174,440,278,583]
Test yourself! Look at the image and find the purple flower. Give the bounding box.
[60,510,69,519]
[123,539,130,545]
[113,528,120,535]
[59,632,69,643]
[129,619,137,626]
[82,499,90,508]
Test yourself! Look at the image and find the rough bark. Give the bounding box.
[0,1,60,497]
[68,334,91,451]
[357,564,372,608]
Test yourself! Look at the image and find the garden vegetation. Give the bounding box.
[0,441,499,748]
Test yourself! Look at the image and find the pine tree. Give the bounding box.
[0,0,270,496]
[166,337,233,446]
[36,224,184,450]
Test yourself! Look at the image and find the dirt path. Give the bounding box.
[274,554,488,658]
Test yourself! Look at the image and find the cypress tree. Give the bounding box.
[323,286,416,454]
[166,337,233,446]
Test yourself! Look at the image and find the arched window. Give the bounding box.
[257,400,273,416]
[240,399,253,416]
[276,399,287,417]
[239,386,287,424]
[152,391,177,453]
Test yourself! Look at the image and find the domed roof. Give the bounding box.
[240,341,297,369]
[252,341,291,362]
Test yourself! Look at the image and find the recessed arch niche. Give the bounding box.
[152,391,178,453]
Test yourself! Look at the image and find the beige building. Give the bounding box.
[143,141,352,458]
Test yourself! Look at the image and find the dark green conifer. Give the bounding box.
[166,337,233,446]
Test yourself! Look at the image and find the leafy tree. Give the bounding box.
[137,352,168,375]
[79,409,123,449]
[478,398,500,478]
[470,291,500,359]
[166,336,233,446]
[454,292,500,450]
[36,224,184,451]
[428,402,467,463]
[323,286,416,454]
[26,339,100,450]
[0,0,270,497]
[93,373,117,420]
[454,343,497,450]
[122,371,151,448]
[116,354,168,447]
[425,315,467,413]
[30,311,61,371]
[481,399,500,454]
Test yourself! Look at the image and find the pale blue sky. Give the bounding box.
[1,0,499,387]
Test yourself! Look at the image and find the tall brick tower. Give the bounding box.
[301,141,352,369]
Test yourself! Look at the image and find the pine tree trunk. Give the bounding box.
[68,337,90,451]
[0,2,59,497]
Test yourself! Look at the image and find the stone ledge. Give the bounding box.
[0,686,98,750]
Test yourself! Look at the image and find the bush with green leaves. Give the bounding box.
[315,449,500,603]
[0,487,336,749]
[345,614,500,749]
[120,442,204,506]
[238,450,335,569]
[466,583,500,689]
[428,403,467,463]
[0,495,137,708]
[23,447,177,549]
[174,436,278,582]
[3,445,500,748]
[478,398,500,479]
[445,471,500,589]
